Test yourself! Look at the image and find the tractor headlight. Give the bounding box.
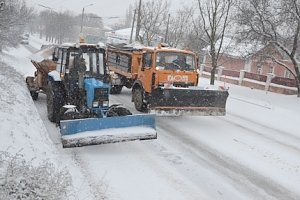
[92,101,99,108]
[102,101,109,107]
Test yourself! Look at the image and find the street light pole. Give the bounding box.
[80,4,93,33]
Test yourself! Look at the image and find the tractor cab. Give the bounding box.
[50,43,111,118]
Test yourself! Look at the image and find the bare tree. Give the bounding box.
[167,6,194,48]
[139,0,169,45]
[236,0,300,97]
[38,10,76,44]
[196,0,233,85]
[0,0,33,50]
[55,12,77,44]
[124,5,134,28]
[83,13,103,29]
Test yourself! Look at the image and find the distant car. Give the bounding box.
[20,33,30,45]
[21,38,29,45]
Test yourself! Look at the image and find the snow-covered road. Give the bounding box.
[32,86,300,200]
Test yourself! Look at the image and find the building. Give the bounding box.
[203,39,296,79]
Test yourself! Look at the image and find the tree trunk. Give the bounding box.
[295,75,300,97]
[291,59,300,97]
[210,47,217,85]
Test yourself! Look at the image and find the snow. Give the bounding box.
[61,126,157,148]
[203,37,263,58]
[1,34,300,200]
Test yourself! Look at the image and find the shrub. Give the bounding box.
[0,151,72,200]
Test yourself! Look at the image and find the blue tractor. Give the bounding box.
[45,43,156,148]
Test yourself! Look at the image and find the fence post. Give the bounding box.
[217,66,224,81]
[199,64,205,76]
[239,70,246,85]
[265,73,275,91]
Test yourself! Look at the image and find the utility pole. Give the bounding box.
[165,13,170,44]
[80,7,85,33]
[130,9,137,43]
[135,0,142,42]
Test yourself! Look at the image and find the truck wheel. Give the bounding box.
[110,85,123,94]
[46,81,65,123]
[133,88,147,112]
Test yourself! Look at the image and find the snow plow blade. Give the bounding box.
[149,87,229,116]
[60,114,156,148]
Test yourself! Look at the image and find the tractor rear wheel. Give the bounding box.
[30,91,39,100]
[46,81,65,123]
[26,76,38,100]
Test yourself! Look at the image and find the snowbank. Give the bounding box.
[0,61,58,164]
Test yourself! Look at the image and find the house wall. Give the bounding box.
[203,46,296,79]
[249,59,295,77]
[204,54,246,71]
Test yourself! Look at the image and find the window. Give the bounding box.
[284,70,291,78]
[256,65,262,74]
[269,66,274,74]
[156,52,195,71]
[142,53,152,69]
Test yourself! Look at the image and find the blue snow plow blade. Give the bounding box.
[60,114,157,148]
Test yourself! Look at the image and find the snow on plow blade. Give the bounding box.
[149,87,229,116]
[60,114,156,148]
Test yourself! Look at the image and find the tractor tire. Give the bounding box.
[133,88,147,112]
[107,105,132,117]
[30,91,39,100]
[26,76,38,100]
[46,81,65,123]
[110,85,123,94]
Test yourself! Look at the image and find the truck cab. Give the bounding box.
[136,46,199,94]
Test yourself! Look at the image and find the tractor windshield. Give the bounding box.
[68,50,105,75]
[156,52,196,71]
[82,52,105,75]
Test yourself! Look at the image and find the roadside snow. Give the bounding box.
[0,41,99,199]
[0,42,57,163]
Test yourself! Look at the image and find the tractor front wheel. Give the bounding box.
[110,85,123,94]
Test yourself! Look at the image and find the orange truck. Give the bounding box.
[107,44,229,116]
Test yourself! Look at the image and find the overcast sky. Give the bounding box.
[26,0,196,18]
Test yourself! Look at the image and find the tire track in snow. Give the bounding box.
[33,93,107,200]
[157,119,300,200]
[109,89,300,199]
[71,150,107,200]
[225,112,300,152]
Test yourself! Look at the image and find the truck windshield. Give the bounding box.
[156,52,195,71]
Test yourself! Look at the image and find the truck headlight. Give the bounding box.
[92,101,99,107]
[103,101,109,107]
